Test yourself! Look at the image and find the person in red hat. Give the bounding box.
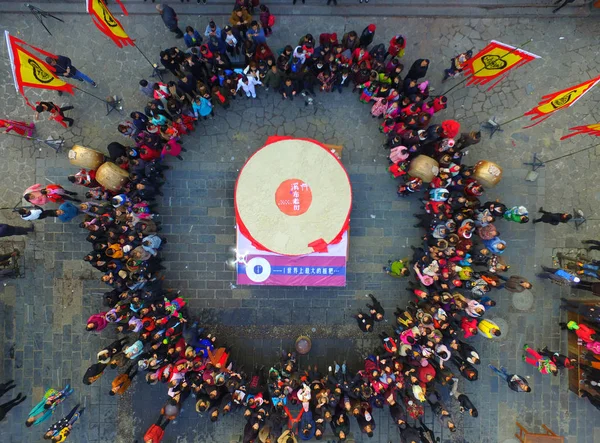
[360,24,376,48]
[441,119,461,139]
[319,32,338,46]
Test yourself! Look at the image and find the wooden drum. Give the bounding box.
[68,145,106,170]
[96,162,129,191]
[473,160,503,188]
[408,155,439,183]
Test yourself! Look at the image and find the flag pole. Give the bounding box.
[133,43,163,81]
[536,141,600,166]
[481,113,526,138]
[0,129,65,152]
[439,39,534,97]
[524,140,600,180]
[72,85,123,115]
[71,85,111,104]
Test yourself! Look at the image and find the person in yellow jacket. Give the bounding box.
[277,429,297,443]
[477,319,501,338]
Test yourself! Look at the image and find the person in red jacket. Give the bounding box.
[135,146,160,162]
[254,43,274,62]
[144,414,170,443]
[352,47,371,68]
[460,316,478,338]
[388,35,406,59]
[417,364,436,386]
[42,184,81,203]
[561,321,598,343]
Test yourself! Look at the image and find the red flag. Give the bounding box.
[463,40,540,91]
[560,123,600,140]
[115,0,128,15]
[523,74,600,128]
[4,31,75,109]
[86,0,134,48]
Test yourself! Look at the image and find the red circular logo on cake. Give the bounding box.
[275,179,312,216]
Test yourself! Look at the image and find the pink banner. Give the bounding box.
[236,228,347,287]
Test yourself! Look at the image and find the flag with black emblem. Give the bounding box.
[86,0,134,48]
[462,40,540,91]
[4,31,75,109]
[560,123,600,140]
[523,74,600,128]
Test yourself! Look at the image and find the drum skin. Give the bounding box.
[96,162,129,191]
[473,160,503,188]
[68,145,106,170]
[408,155,439,183]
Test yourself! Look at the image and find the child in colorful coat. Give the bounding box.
[523,345,558,375]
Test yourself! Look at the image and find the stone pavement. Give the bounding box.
[0,0,597,19]
[1,10,600,443]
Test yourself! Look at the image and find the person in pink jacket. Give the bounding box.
[586,341,600,355]
[1,119,35,137]
[389,145,409,163]
[465,299,485,318]
[23,184,49,206]
[413,264,434,286]
[86,312,108,332]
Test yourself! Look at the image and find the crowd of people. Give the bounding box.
[1,1,599,442]
[543,246,600,410]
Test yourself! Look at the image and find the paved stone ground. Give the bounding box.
[1,0,597,19]
[1,11,600,443]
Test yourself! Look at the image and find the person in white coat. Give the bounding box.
[236,76,262,98]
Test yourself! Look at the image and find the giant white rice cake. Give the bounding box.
[235,138,352,256]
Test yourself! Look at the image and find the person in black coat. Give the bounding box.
[366,294,385,321]
[157,4,183,38]
[160,50,181,77]
[400,424,421,443]
[177,74,198,98]
[133,180,164,200]
[403,77,419,96]
[83,362,107,385]
[107,142,128,162]
[299,66,318,96]
[45,55,97,87]
[333,69,351,93]
[359,24,376,48]
[130,112,148,131]
[456,393,478,416]
[145,101,172,123]
[532,208,572,225]
[183,51,211,83]
[0,224,33,238]
[389,399,407,429]
[354,311,374,332]
[406,58,430,80]
[280,78,297,100]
